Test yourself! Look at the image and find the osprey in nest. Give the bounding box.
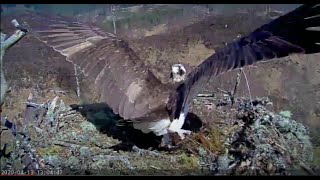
[20,4,319,147]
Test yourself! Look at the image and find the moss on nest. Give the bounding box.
[180,153,199,169]
[38,145,63,156]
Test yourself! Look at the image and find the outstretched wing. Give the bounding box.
[19,12,171,121]
[173,4,320,119]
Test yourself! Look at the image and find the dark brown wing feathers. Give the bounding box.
[174,4,320,119]
[20,12,171,121]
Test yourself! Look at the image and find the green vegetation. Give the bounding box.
[180,153,199,169]
[1,4,103,16]
[313,146,320,166]
[2,4,190,35]
[101,7,185,32]
[38,145,63,156]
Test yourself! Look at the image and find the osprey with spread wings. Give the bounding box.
[19,4,320,147]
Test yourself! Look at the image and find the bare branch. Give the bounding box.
[197,93,214,98]
[73,64,81,98]
[231,70,241,106]
[240,68,253,106]
[1,19,27,51]
[1,19,28,107]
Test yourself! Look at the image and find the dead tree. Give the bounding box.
[0,19,28,108]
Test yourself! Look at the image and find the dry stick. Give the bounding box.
[73,64,81,98]
[150,165,161,170]
[132,145,162,157]
[92,155,134,170]
[231,70,241,106]
[186,136,216,157]
[240,68,253,106]
[217,88,229,94]
[53,140,85,149]
[197,93,214,98]
[20,95,47,172]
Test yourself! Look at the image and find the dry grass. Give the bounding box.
[196,128,225,155]
[313,147,320,166]
[144,23,168,37]
[181,123,227,159]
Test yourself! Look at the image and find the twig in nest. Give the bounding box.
[48,89,68,95]
[186,135,216,158]
[24,102,45,108]
[92,155,135,170]
[217,88,230,95]
[231,70,241,106]
[61,110,78,118]
[240,68,253,106]
[53,140,83,149]
[150,165,161,170]
[132,145,161,157]
[197,93,215,98]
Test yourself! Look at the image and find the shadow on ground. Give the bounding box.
[69,103,203,151]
